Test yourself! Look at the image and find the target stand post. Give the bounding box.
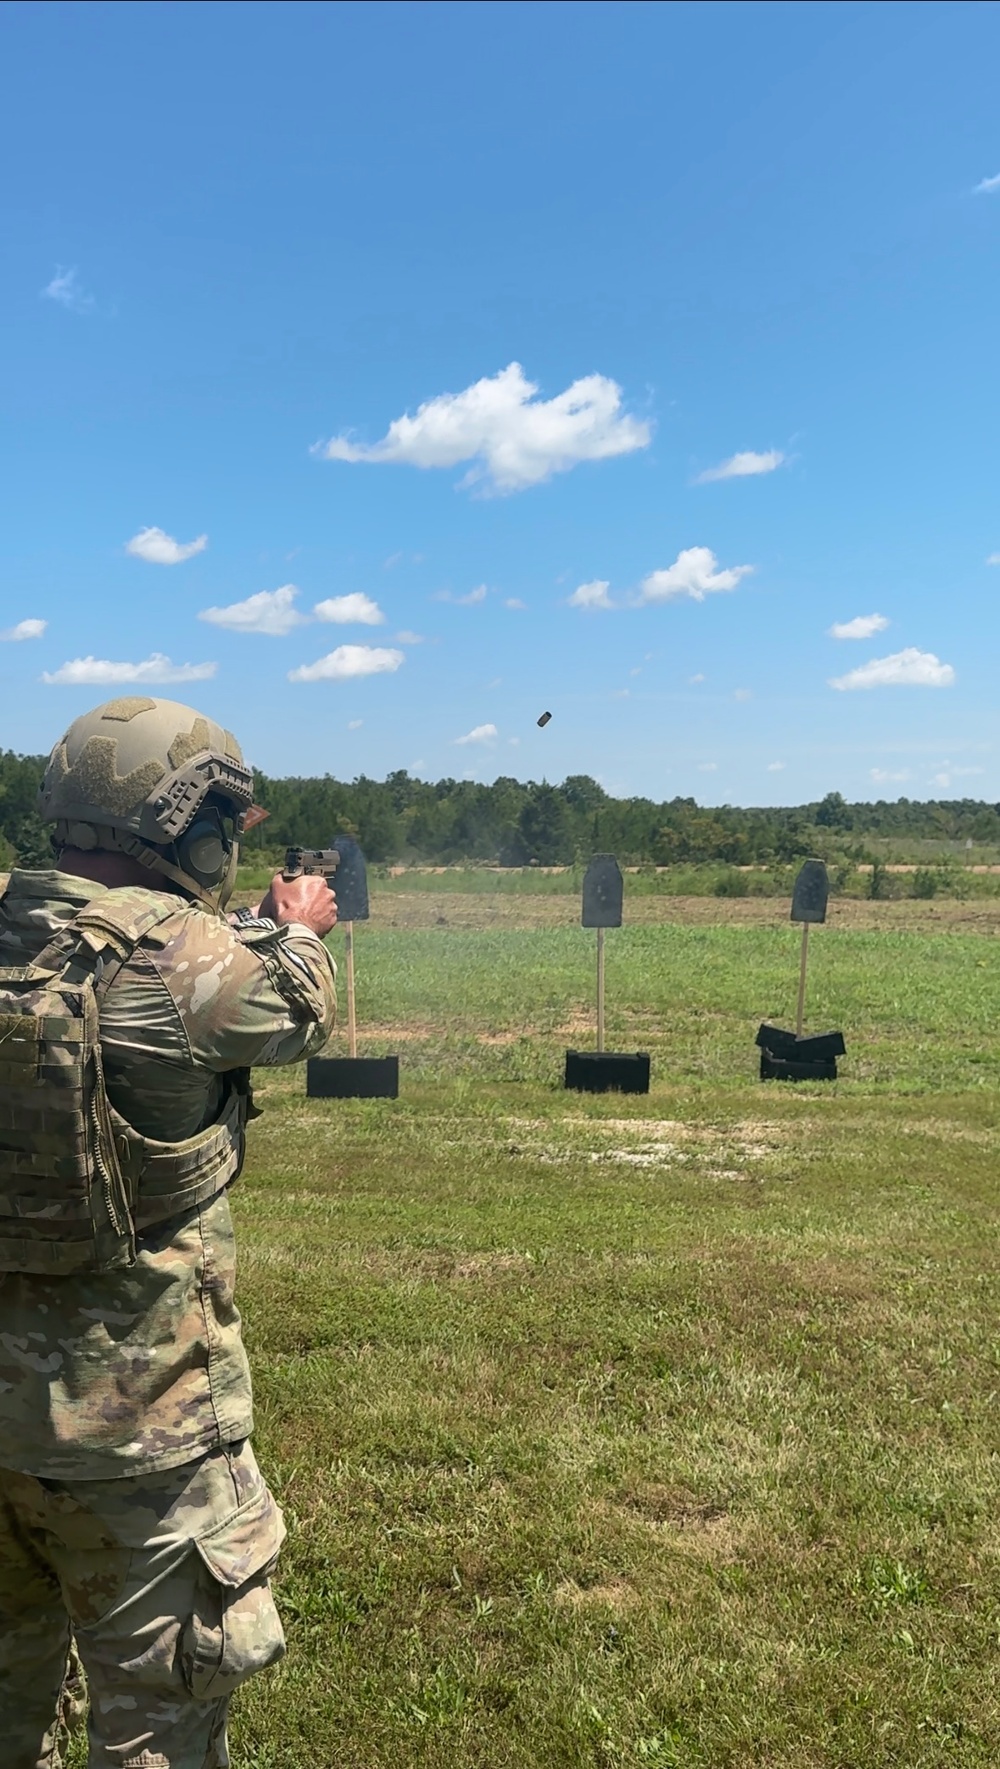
[564,854,650,1095]
[305,836,400,1101]
[756,859,846,1082]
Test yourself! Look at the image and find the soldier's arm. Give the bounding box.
[152,909,338,1072]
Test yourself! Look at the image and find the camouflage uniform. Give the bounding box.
[0,867,337,1768]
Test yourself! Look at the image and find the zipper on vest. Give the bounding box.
[90,1091,123,1237]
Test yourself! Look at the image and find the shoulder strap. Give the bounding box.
[27,887,182,980]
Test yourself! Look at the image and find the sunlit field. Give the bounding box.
[69,888,1000,1767]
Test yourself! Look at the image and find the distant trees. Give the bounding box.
[0,751,49,867]
[2,747,1000,869]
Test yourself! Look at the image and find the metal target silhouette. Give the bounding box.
[306,834,397,1098]
[756,857,846,1081]
[565,855,648,1093]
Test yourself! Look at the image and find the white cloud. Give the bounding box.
[395,630,424,645]
[314,592,385,626]
[199,584,303,636]
[927,762,983,790]
[0,618,47,642]
[987,553,1000,566]
[830,647,955,691]
[974,173,1000,194]
[504,597,527,610]
[126,526,208,566]
[828,613,889,640]
[695,449,785,484]
[568,579,615,610]
[733,687,752,701]
[455,723,498,745]
[41,266,94,313]
[689,673,706,684]
[348,719,363,729]
[767,761,786,772]
[639,547,753,604]
[288,645,404,684]
[42,653,215,686]
[317,361,651,494]
[871,768,910,784]
[698,761,718,772]
[434,584,487,606]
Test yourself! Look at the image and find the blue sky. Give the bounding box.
[2,0,998,804]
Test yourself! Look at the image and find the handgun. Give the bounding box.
[282,846,341,882]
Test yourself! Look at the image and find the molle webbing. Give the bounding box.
[0,888,247,1276]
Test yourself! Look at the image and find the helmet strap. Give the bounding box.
[115,834,223,913]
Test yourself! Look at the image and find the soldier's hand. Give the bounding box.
[258,873,338,937]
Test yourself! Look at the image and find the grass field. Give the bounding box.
[72,889,1000,1766]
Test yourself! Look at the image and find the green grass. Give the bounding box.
[67,894,1000,1767]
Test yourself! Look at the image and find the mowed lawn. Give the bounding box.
[93,893,1000,1766]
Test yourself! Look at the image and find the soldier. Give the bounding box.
[0,697,338,1768]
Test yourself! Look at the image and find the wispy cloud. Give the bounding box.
[568,579,615,610]
[126,526,207,566]
[395,630,425,645]
[830,648,955,691]
[288,644,404,683]
[314,592,385,626]
[455,723,498,745]
[987,553,1000,566]
[434,584,487,606]
[829,613,889,640]
[504,597,527,610]
[200,585,304,635]
[0,618,47,642]
[974,173,1000,194]
[928,762,983,791]
[348,719,363,730]
[689,673,706,685]
[733,687,752,702]
[694,449,784,484]
[43,653,215,685]
[317,362,651,494]
[41,266,94,313]
[698,761,718,772]
[871,767,910,784]
[767,761,785,772]
[638,547,753,604]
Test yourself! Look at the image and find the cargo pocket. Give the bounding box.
[182,1483,287,1702]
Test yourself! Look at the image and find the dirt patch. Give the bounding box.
[608,1487,749,1557]
[366,890,1000,935]
[617,1486,729,1530]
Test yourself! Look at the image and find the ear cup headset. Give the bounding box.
[174,797,242,890]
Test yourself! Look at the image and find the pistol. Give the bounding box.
[282,846,341,883]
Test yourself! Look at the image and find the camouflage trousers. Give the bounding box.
[0,1440,286,1769]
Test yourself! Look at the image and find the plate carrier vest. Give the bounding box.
[0,887,252,1276]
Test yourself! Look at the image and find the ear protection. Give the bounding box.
[175,809,233,888]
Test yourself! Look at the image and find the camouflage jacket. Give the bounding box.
[0,869,337,1480]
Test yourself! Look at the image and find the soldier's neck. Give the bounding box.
[57,849,176,893]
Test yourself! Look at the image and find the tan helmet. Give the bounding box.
[38,696,255,909]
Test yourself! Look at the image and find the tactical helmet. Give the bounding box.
[38,696,255,909]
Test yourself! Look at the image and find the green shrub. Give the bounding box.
[713,868,750,898]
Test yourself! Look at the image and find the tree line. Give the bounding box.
[3,748,1000,869]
